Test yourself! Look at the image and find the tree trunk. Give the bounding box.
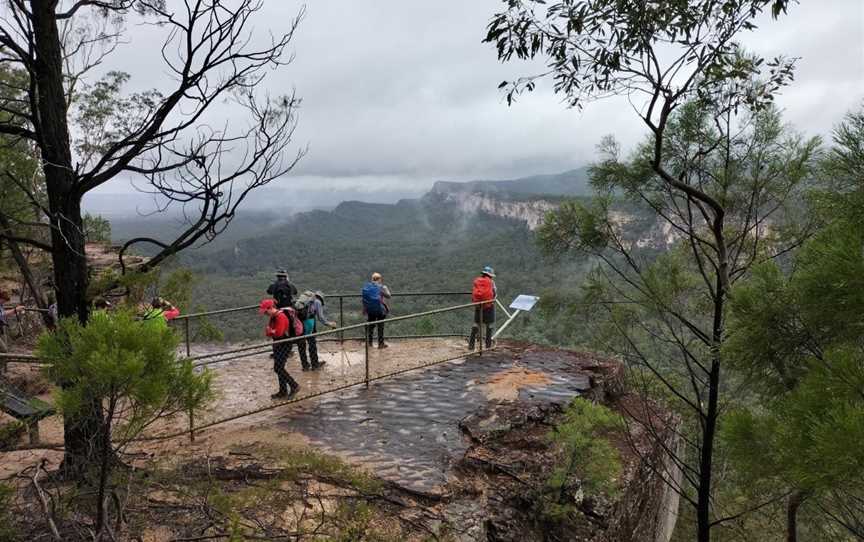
[697,359,721,542]
[697,266,728,542]
[31,1,101,477]
[786,491,804,542]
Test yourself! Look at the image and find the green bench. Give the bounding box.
[0,382,54,444]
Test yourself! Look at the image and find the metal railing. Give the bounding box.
[2,297,508,450]
[171,291,473,356]
[148,298,497,442]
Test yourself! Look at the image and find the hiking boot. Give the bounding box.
[271,391,288,399]
[311,361,326,371]
[301,363,311,371]
[286,385,300,400]
[378,343,389,349]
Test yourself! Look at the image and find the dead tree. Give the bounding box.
[0,0,305,476]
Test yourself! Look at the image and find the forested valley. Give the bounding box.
[0,1,861,541]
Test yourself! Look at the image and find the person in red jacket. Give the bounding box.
[469,266,497,350]
[260,298,300,399]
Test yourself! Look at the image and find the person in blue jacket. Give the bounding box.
[361,272,391,349]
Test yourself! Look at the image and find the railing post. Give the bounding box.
[339,296,344,345]
[184,318,191,357]
[364,321,370,389]
[478,304,484,357]
[188,408,195,443]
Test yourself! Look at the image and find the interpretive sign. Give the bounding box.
[509,295,539,312]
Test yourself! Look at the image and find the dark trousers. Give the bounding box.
[292,328,309,369]
[469,306,495,349]
[366,311,386,346]
[306,322,319,367]
[272,339,298,393]
[298,321,320,369]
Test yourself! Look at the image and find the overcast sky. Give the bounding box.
[86,0,864,212]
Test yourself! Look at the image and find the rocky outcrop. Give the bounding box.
[430,189,558,231]
[428,185,681,252]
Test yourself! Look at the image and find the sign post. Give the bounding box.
[492,295,539,341]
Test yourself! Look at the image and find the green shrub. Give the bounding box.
[546,397,623,516]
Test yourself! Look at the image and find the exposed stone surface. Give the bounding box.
[2,340,680,541]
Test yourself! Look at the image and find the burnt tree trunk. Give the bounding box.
[30,0,101,477]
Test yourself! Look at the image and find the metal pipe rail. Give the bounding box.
[5,297,503,448]
[187,299,489,366]
[173,290,473,356]
[144,345,499,443]
[175,298,496,442]
[171,291,472,321]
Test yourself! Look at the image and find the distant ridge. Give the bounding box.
[429,167,590,198]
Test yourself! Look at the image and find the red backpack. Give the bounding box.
[472,276,495,308]
[282,307,305,336]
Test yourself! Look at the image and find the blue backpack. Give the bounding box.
[361,282,383,314]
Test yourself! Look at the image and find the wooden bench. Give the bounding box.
[0,382,54,444]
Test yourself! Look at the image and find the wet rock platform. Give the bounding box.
[277,345,594,493]
[173,340,602,494]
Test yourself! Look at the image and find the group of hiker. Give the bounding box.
[3,265,500,402]
[258,266,498,400]
[261,270,337,399]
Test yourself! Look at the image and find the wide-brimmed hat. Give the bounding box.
[314,290,325,303]
[482,265,496,278]
[259,298,277,313]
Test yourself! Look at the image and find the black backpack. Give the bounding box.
[271,282,294,308]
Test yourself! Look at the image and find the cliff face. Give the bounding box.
[428,185,679,251]
[429,188,557,231]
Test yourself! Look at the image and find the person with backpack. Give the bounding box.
[267,269,298,308]
[469,266,497,350]
[142,297,180,325]
[293,290,336,370]
[362,272,392,349]
[267,269,298,355]
[260,298,301,399]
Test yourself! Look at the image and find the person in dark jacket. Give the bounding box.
[260,298,300,399]
[267,269,298,308]
[469,266,497,350]
[267,269,298,355]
